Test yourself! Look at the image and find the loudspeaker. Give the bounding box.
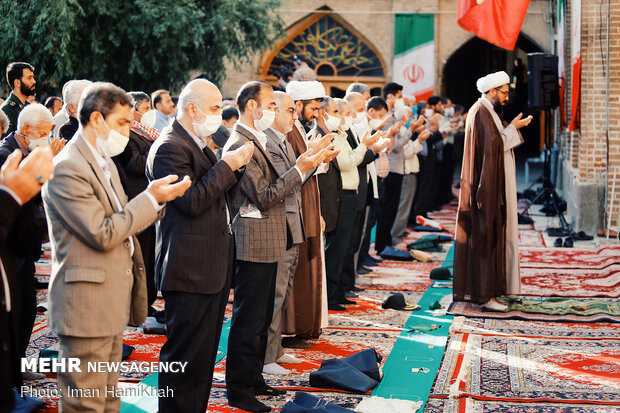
[527,53,559,110]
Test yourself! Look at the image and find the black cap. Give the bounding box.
[382,293,419,311]
[211,125,230,149]
[430,267,452,280]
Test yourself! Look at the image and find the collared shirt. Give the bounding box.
[83,136,162,256]
[237,121,267,150]
[153,110,172,131]
[178,121,231,225]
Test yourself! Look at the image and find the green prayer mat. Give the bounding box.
[120,319,231,412]
[496,296,620,317]
[371,245,454,410]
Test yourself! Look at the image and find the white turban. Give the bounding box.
[286,80,326,101]
[476,71,510,93]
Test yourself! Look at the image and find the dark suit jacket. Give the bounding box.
[227,123,302,263]
[0,190,21,412]
[311,125,342,233]
[146,120,240,294]
[59,116,79,141]
[116,130,153,199]
[346,129,377,209]
[0,133,46,262]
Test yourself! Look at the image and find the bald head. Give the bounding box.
[345,92,366,115]
[273,91,297,134]
[177,78,223,137]
[178,79,221,115]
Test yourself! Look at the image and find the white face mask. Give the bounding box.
[342,116,353,131]
[394,98,406,110]
[253,107,275,131]
[193,107,222,139]
[353,111,366,125]
[444,107,455,117]
[424,108,434,118]
[27,136,50,151]
[368,118,383,130]
[97,120,129,157]
[324,113,341,132]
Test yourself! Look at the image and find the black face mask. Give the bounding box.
[20,81,35,97]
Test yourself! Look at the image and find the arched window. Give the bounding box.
[261,11,387,97]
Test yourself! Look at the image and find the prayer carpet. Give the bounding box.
[520,265,620,298]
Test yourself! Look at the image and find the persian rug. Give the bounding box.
[449,316,620,340]
[424,397,617,412]
[519,245,620,270]
[431,333,620,404]
[520,265,620,298]
[447,297,620,323]
[518,229,547,247]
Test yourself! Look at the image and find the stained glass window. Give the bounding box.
[268,14,385,78]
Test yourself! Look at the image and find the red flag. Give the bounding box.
[457,0,531,50]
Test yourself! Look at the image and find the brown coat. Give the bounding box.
[453,101,507,304]
[282,124,323,337]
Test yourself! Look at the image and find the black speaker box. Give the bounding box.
[527,53,559,110]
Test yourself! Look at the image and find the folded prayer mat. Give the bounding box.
[280,392,355,413]
[406,235,443,252]
[11,388,45,413]
[309,348,381,393]
[379,246,413,261]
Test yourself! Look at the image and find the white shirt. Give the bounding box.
[84,137,162,256]
[238,121,268,150]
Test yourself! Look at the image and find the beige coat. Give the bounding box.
[42,134,163,337]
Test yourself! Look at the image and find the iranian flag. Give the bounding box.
[393,14,434,102]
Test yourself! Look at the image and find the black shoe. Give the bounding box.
[281,336,310,349]
[345,291,358,298]
[229,397,271,412]
[328,304,346,311]
[356,266,371,275]
[553,238,563,248]
[563,237,574,248]
[340,298,356,305]
[350,286,365,292]
[255,384,286,397]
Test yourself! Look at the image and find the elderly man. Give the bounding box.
[151,89,175,131]
[225,81,327,412]
[0,147,54,413]
[43,82,191,412]
[1,62,36,137]
[345,82,371,101]
[280,80,334,346]
[147,79,253,413]
[263,91,331,375]
[59,79,93,141]
[454,71,532,310]
[0,104,65,380]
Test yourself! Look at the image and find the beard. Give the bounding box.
[20,83,35,96]
[492,96,504,118]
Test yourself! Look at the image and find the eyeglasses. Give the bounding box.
[495,88,510,97]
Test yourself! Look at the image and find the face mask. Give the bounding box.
[399,126,408,136]
[253,107,275,131]
[424,108,433,118]
[444,107,455,118]
[342,116,353,131]
[193,107,222,139]
[96,120,129,157]
[27,136,50,151]
[394,98,406,110]
[394,108,409,122]
[368,118,383,130]
[353,111,366,125]
[324,113,341,132]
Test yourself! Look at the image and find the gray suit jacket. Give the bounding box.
[227,123,302,263]
[42,133,163,337]
[265,128,305,246]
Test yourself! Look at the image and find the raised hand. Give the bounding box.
[361,130,381,147]
[0,148,54,204]
[511,113,533,130]
[49,137,67,156]
[147,174,192,203]
[222,141,254,171]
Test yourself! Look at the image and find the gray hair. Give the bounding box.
[63,79,93,116]
[0,110,8,133]
[178,79,213,113]
[320,96,335,110]
[346,83,370,95]
[17,103,54,132]
[334,98,350,112]
[128,91,150,110]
